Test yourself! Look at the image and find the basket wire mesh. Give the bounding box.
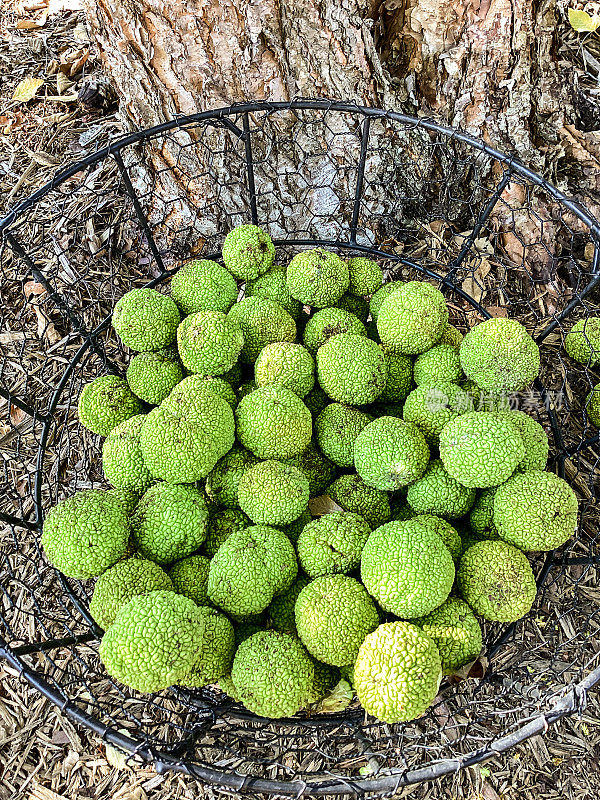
[1,100,600,796]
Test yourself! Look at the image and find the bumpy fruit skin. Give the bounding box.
[140,407,224,483]
[413,514,463,562]
[179,606,235,687]
[78,375,144,437]
[354,621,442,723]
[102,414,153,493]
[112,288,180,351]
[564,317,600,365]
[131,482,209,565]
[161,377,235,454]
[99,590,206,692]
[347,257,383,296]
[369,281,403,322]
[171,259,238,316]
[459,317,540,392]
[413,345,463,387]
[90,557,173,630]
[494,470,578,551]
[231,630,314,718]
[438,324,464,350]
[246,266,302,319]
[126,348,183,405]
[360,520,455,618]
[457,540,536,622]
[205,446,259,508]
[268,575,310,633]
[303,308,367,354]
[305,659,342,706]
[380,352,413,403]
[168,554,211,606]
[42,490,129,579]
[108,487,142,516]
[201,509,250,557]
[439,411,525,489]
[222,224,275,281]
[406,459,476,519]
[303,386,330,417]
[402,383,472,445]
[317,333,386,405]
[336,294,369,322]
[586,384,600,426]
[286,249,349,308]
[297,511,371,577]
[227,297,296,364]
[238,460,309,525]
[469,488,500,539]
[413,598,482,674]
[285,441,336,496]
[326,474,391,528]
[179,374,237,408]
[236,385,312,460]
[377,282,448,355]
[177,310,244,376]
[354,417,430,491]
[295,575,379,666]
[496,410,548,472]
[284,508,312,544]
[208,526,297,616]
[255,342,315,397]
[315,403,372,468]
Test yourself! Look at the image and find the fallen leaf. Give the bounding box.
[10,405,26,426]
[12,77,44,102]
[69,50,89,77]
[15,10,47,28]
[23,281,61,344]
[568,8,600,32]
[104,743,129,770]
[309,495,344,516]
[56,72,73,95]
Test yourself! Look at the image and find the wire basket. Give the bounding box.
[1,100,600,796]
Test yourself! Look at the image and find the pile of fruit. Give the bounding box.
[41,224,580,724]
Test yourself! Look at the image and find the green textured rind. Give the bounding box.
[285,442,336,496]
[493,470,578,551]
[586,384,600,426]
[108,488,142,517]
[303,386,330,417]
[457,540,536,622]
[102,414,153,493]
[140,407,224,483]
[438,324,464,350]
[201,509,251,557]
[413,598,482,675]
[412,515,463,563]
[377,282,448,355]
[131,482,209,566]
[296,511,371,578]
[360,520,455,618]
[286,249,349,308]
[222,224,275,280]
[380,352,413,403]
[237,380,257,401]
[112,288,180,352]
[238,460,309,526]
[179,607,236,687]
[284,509,312,544]
[354,621,442,723]
[317,333,387,406]
[78,375,144,437]
[495,410,549,472]
[459,317,540,392]
[235,385,312,460]
[347,257,383,296]
[268,575,311,633]
[208,525,297,616]
[336,294,369,322]
[255,342,315,397]
[231,631,314,718]
[205,446,260,508]
[295,575,379,667]
[402,383,472,446]
[99,591,204,692]
[303,308,367,354]
[564,317,600,365]
[171,259,238,316]
[305,660,342,706]
[315,403,372,468]
[42,490,129,580]
[439,411,525,489]
[326,474,391,528]
[354,417,430,491]
[172,374,237,408]
[126,349,183,405]
[90,558,173,630]
[369,281,403,322]
[406,459,476,519]
[177,310,244,375]
[161,378,235,455]
[227,297,296,364]
[168,555,211,606]
[469,488,500,539]
[246,267,302,319]
[413,345,463,387]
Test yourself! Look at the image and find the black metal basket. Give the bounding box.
[1,100,600,796]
